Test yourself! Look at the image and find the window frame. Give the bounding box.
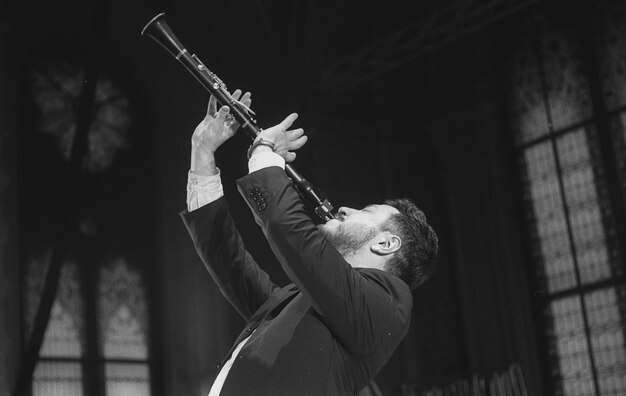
[506,6,626,396]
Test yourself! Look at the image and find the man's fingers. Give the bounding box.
[231,89,252,110]
[215,106,230,123]
[279,113,298,130]
[286,128,304,140]
[286,152,297,163]
[240,91,252,108]
[289,135,308,150]
[230,118,241,131]
[285,128,306,150]
[208,95,217,118]
[231,89,242,101]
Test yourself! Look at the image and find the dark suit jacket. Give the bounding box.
[181,167,413,395]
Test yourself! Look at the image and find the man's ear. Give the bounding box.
[370,233,401,256]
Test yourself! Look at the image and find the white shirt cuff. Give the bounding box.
[248,151,285,174]
[186,169,224,211]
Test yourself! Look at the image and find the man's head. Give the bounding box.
[318,198,438,289]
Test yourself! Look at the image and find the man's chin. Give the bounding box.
[320,219,342,234]
[317,223,330,234]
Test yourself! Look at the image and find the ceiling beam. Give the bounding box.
[320,0,542,93]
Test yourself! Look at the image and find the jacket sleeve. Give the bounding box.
[180,197,279,320]
[236,167,413,353]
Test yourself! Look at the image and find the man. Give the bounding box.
[181,90,439,395]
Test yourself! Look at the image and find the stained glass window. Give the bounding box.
[548,296,594,396]
[99,258,149,360]
[99,258,151,395]
[25,251,86,395]
[23,253,152,395]
[556,128,614,285]
[523,142,577,293]
[509,6,626,396]
[105,363,151,396]
[610,114,626,210]
[21,52,154,394]
[28,58,132,172]
[33,362,83,396]
[585,288,626,396]
[25,250,85,351]
[597,0,626,214]
[596,2,626,112]
[509,32,551,145]
[536,21,593,132]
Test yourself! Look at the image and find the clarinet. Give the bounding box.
[141,13,335,222]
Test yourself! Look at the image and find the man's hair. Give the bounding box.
[382,198,439,289]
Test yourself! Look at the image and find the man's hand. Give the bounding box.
[252,113,307,163]
[191,89,252,176]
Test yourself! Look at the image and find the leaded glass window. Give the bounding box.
[100,259,151,396]
[25,251,85,395]
[28,58,131,172]
[24,252,152,396]
[508,5,626,396]
[596,3,626,213]
[20,53,155,395]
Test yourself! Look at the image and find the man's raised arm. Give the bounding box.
[180,90,279,319]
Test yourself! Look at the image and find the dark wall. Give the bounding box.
[1,4,20,395]
[1,0,544,395]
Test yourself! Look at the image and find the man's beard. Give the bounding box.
[319,222,379,256]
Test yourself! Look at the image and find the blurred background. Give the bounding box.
[2,0,626,395]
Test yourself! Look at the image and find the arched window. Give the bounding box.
[19,52,157,395]
[507,4,626,395]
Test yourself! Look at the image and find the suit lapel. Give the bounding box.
[217,285,299,369]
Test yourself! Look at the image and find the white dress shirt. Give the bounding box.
[187,151,285,211]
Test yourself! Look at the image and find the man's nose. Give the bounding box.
[338,207,356,217]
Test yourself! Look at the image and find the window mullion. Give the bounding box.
[78,241,105,396]
[539,276,626,303]
[515,104,626,152]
